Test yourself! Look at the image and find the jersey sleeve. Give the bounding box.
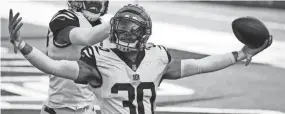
[77,46,103,87]
[155,45,172,87]
[49,9,79,47]
[157,45,172,64]
[79,46,97,67]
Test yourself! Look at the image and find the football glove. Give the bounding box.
[8,9,23,53]
[241,35,273,66]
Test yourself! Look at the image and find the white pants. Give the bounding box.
[40,105,97,114]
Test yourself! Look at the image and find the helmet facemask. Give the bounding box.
[67,0,109,21]
[110,6,152,52]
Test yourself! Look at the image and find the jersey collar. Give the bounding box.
[111,49,145,72]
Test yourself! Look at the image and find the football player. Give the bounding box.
[10,0,109,114]
[9,4,272,114]
[45,1,111,114]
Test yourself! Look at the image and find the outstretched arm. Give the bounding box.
[163,39,272,80]
[18,42,80,80]
[67,20,110,46]
[18,42,100,84]
[67,1,111,46]
[163,51,245,79]
[49,9,110,46]
[8,9,100,83]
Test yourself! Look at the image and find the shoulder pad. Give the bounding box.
[148,45,171,63]
[49,9,79,33]
[92,46,111,55]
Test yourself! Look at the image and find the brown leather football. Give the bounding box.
[232,17,270,48]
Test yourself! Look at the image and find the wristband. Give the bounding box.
[16,41,26,50]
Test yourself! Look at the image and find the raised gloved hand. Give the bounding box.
[8,9,23,53]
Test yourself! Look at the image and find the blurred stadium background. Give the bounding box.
[202,1,285,9]
[1,0,285,114]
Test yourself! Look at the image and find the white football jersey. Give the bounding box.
[45,9,111,110]
[80,45,171,114]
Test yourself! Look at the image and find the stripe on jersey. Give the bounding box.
[50,10,76,22]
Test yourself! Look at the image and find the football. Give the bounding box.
[232,17,270,48]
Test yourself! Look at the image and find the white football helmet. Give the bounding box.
[110,4,152,52]
[67,0,109,21]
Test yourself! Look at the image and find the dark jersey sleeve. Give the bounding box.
[75,46,102,87]
[79,46,97,67]
[49,9,79,48]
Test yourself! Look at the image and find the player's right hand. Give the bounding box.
[9,9,23,44]
[9,9,23,53]
[241,36,273,66]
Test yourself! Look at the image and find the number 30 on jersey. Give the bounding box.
[111,82,156,114]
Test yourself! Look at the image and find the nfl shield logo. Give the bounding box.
[133,74,140,81]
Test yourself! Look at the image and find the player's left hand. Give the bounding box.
[9,9,23,53]
[241,36,273,66]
